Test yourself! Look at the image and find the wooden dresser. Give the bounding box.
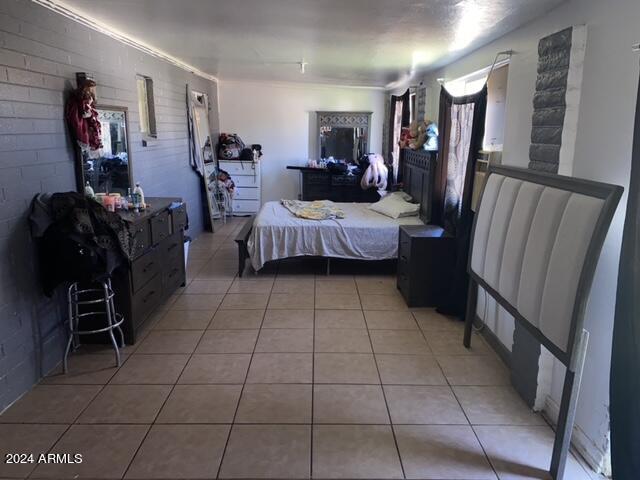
[287,166,380,202]
[112,197,187,343]
[219,159,261,215]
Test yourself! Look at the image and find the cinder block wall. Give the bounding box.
[0,0,219,412]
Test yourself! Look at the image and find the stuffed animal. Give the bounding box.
[424,120,439,151]
[398,126,412,149]
[409,121,428,150]
[360,153,388,195]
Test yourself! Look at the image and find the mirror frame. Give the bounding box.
[316,111,372,162]
[75,104,133,194]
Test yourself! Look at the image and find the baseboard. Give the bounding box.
[475,314,511,367]
[543,395,611,477]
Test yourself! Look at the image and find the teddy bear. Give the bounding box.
[409,121,428,150]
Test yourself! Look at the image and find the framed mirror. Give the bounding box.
[76,105,132,196]
[317,111,371,162]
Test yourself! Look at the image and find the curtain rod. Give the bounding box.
[435,50,513,86]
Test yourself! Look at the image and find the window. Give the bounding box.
[409,91,416,123]
[136,75,157,138]
[444,61,509,150]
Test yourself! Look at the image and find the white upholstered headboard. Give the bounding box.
[463,165,622,480]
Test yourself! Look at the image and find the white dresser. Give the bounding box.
[218,159,261,215]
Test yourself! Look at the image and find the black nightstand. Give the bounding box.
[397,225,456,307]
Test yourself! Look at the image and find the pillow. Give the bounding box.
[369,192,420,219]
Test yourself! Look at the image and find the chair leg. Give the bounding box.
[103,281,121,368]
[463,278,478,348]
[63,283,76,374]
[106,279,125,348]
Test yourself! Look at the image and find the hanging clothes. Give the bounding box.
[65,85,103,157]
[433,85,487,317]
[610,65,640,480]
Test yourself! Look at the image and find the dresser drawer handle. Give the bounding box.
[167,242,179,252]
[143,261,155,273]
[400,255,408,261]
[168,267,179,279]
[142,290,156,303]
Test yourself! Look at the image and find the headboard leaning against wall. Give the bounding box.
[401,148,437,223]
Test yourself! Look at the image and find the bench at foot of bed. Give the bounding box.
[234,216,254,277]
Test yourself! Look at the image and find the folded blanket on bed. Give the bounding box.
[280,199,345,220]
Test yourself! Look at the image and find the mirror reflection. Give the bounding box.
[320,126,368,162]
[83,108,130,195]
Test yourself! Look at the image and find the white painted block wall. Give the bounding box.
[218,80,385,203]
[412,0,639,472]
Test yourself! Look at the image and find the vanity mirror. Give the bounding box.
[75,105,132,195]
[317,111,371,162]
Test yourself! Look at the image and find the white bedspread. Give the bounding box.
[248,201,424,270]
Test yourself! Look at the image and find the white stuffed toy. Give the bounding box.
[360,153,388,196]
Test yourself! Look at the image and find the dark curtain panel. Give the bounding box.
[434,85,487,317]
[387,90,411,184]
[610,70,640,479]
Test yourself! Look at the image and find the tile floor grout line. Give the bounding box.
[214,259,273,480]
[120,223,233,478]
[120,290,211,480]
[357,279,407,480]
[24,312,156,480]
[310,272,316,479]
[447,355,501,480]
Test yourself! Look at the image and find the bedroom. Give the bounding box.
[0,0,638,479]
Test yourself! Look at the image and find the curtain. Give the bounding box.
[610,68,640,479]
[387,89,411,184]
[434,85,487,317]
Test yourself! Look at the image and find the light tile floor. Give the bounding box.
[0,218,597,479]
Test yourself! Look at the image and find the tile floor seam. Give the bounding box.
[310,272,316,479]
[448,358,500,480]
[119,311,208,479]
[215,266,272,480]
[357,280,407,480]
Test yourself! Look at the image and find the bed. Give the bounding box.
[235,149,436,275]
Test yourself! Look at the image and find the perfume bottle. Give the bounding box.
[133,182,145,210]
[84,181,95,198]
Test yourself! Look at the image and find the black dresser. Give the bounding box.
[397,224,456,307]
[111,197,187,343]
[287,166,380,202]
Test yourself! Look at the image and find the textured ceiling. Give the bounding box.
[58,0,565,87]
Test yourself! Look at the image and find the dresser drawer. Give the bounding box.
[160,232,183,260]
[219,160,258,175]
[232,199,260,213]
[234,175,260,188]
[151,211,170,245]
[331,174,358,186]
[132,274,162,328]
[234,188,260,200]
[171,204,187,232]
[398,235,411,261]
[131,220,151,257]
[131,248,160,293]
[162,253,184,294]
[304,172,330,185]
